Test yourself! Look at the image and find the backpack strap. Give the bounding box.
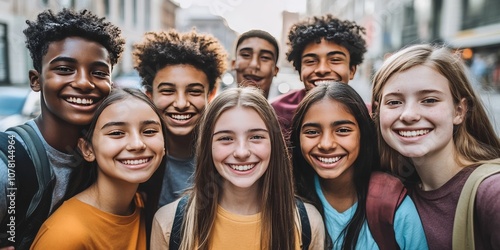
[452,163,500,250]
[366,172,407,250]
[0,124,52,248]
[170,195,189,250]
[296,198,311,250]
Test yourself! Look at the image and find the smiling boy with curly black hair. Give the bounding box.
[133,29,228,206]
[271,14,367,138]
[0,8,124,249]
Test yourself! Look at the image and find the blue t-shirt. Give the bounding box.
[315,175,428,250]
[158,155,195,207]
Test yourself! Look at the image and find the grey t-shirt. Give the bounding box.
[158,155,195,207]
[0,120,78,221]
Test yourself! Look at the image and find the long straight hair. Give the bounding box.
[67,88,167,247]
[291,82,380,249]
[371,44,500,182]
[179,87,297,250]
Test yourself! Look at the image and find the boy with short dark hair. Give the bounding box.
[271,15,367,136]
[133,29,228,207]
[0,8,124,248]
[232,29,280,99]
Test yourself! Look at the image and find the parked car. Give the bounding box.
[0,86,41,131]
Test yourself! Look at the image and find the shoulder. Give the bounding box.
[154,198,183,234]
[299,202,325,250]
[475,168,500,210]
[271,89,306,107]
[302,202,323,226]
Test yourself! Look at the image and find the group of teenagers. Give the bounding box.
[0,7,499,250]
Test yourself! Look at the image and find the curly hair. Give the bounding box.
[286,14,367,73]
[133,29,228,93]
[24,8,125,72]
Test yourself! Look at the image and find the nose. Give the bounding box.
[399,103,421,123]
[317,133,336,151]
[314,59,331,76]
[72,71,95,92]
[173,93,190,110]
[248,55,260,70]
[126,133,147,151]
[233,140,251,159]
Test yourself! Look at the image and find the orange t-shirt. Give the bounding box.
[30,193,146,249]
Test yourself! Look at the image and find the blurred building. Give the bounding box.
[0,0,177,86]
[305,0,500,84]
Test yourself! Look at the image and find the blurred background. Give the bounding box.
[0,0,499,133]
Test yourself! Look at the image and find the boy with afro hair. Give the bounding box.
[0,8,124,249]
[133,29,228,206]
[271,14,367,137]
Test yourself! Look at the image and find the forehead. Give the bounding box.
[44,36,111,64]
[303,98,355,123]
[153,64,209,87]
[237,37,276,54]
[215,106,266,130]
[302,39,350,58]
[382,65,451,95]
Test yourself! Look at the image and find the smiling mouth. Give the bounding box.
[120,158,151,165]
[169,114,194,121]
[228,163,256,171]
[317,156,342,164]
[398,129,430,137]
[66,97,95,105]
[312,80,340,86]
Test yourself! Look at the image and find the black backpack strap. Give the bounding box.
[0,132,39,247]
[0,124,53,249]
[296,198,311,250]
[366,172,406,250]
[170,196,189,250]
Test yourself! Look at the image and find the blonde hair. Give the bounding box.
[371,44,500,180]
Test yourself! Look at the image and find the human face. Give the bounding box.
[30,37,112,126]
[232,37,279,98]
[148,64,209,137]
[379,65,465,160]
[300,39,356,91]
[212,106,271,191]
[80,98,165,185]
[300,99,360,181]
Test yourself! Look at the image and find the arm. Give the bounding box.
[304,203,325,250]
[393,196,429,250]
[475,173,500,249]
[150,199,179,250]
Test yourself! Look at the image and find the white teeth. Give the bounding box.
[66,97,94,105]
[121,158,149,165]
[398,129,430,137]
[317,156,341,164]
[229,164,255,171]
[171,114,193,120]
[314,80,338,86]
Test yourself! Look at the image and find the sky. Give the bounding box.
[172,0,307,39]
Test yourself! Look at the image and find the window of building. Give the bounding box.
[0,23,10,84]
[463,0,500,29]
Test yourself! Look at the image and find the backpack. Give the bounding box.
[0,124,53,249]
[169,196,312,250]
[366,171,407,250]
[452,163,500,250]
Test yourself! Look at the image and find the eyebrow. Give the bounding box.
[383,89,445,98]
[302,51,347,59]
[239,47,276,58]
[302,119,356,129]
[101,119,160,129]
[213,128,268,136]
[49,56,110,68]
[156,82,206,89]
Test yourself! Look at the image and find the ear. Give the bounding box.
[349,65,357,80]
[453,98,468,125]
[371,101,379,118]
[208,85,218,102]
[231,59,236,70]
[146,90,153,99]
[78,138,96,162]
[29,70,41,92]
[274,65,280,77]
